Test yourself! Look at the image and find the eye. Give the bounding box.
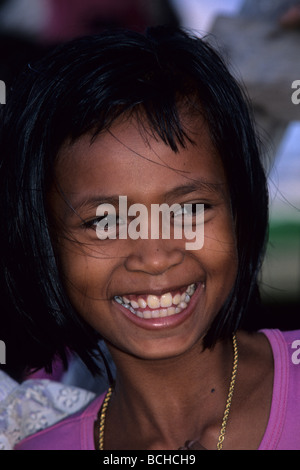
[173,203,207,217]
[171,203,211,229]
[83,213,125,232]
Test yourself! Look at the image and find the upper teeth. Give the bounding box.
[114,283,196,319]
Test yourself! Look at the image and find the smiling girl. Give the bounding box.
[0,26,299,450]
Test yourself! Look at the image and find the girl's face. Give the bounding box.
[49,116,238,361]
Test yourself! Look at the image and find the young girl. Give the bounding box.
[0,26,299,450]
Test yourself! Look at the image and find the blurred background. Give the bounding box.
[0,0,299,333]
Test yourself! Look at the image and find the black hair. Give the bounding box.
[0,26,268,379]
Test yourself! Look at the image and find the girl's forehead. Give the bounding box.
[53,115,227,201]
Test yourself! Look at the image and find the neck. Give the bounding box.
[104,336,234,449]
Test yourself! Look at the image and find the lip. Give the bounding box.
[114,283,192,298]
[112,282,204,330]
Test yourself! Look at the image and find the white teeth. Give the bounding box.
[143,310,152,318]
[147,295,160,309]
[186,285,193,295]
[160,292,173,308]
[151,310,160,318]
[159,308,168,317]
[114,283,197,319]
[172,293,181,305]
[166,306,175,316]
[138,298,147,309]
[130,300,139,309]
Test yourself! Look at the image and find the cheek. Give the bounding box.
[202,213,238,285]
[57,240,110,302]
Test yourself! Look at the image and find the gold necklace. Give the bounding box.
[98,334,238,451]
[217,334,238,450]
[98,386,113,451]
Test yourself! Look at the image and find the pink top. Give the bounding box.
[14,329,300,450]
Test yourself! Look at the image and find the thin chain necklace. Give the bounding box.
[217,334,238,450]
[98,334,238,451]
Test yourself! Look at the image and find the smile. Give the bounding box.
[114,283,197,319]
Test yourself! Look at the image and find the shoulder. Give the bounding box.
[14,393,106,450]
[237,328,300,384]
[261,329,300,403]
[260,328,300,370]
[254,329,300,449]
[234,329,300,450]
[238,328,300,366]
[235,329,275,409]
[236,329,274,376]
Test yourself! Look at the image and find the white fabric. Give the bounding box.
[0,371,95,450]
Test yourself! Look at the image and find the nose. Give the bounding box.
[125,238,185,275]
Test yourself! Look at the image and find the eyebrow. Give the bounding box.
[164,181,224,199]
[64,180,224,217]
